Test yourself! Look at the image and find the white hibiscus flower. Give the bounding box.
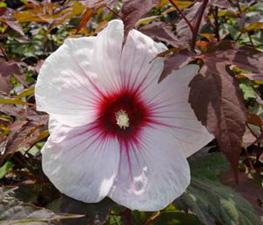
[35,19,213,211]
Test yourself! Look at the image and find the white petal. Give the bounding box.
[35,20,124,126]
[93,20,124,92]
[42,123,120,202]
[120,29,167,90]
[35,37,97,126]
[47,116,60,134]
[144,64,214,158]
[108,126,190,211]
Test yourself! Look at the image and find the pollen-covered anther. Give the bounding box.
[115,110,129,130]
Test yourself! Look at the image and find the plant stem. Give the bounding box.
[191,0,209,50]
[0,45,8,61]
[106,6,121,18]
[144,211,160,225]
[213,6,220,41]
[248,33,255,48]
[121,209,132,225]
[168,0,194,33]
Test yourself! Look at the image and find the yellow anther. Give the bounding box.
[115,110,129,129]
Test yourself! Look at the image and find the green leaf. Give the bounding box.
[48,195,114,225]
[175,178,262,225]
[0,2,7,7]
[154,211,203,225]
[0,161,13,179]
[16,86,35,98]
[189,153,229,181]
[0,98,28,105]
[239,83,257,100]
[175,153,262,225]
[0,188,83,225]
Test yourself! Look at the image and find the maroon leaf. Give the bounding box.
[210,0,231,8]
[0,105,49,165]
[0,61,21,93]
[121,0,159,34]
[205,41,263,74]
[159,49,194,81]
[8,122,39,150]
[176,2,207,40]
[0,61,20,77]
[188,41,263,174]
[4,120,28,142]
[4,20,26,37]
[140,22,181,47]
[231,46,263,74]
[0,187,84,224]
[0,104,25,117]
[0,77,11,93]
[85,0,116,8]
[34,60,44,74]
[0,7,7,16]
[0,8,26,37]
[189,61,247,178]
[0,104,48,124]
[0,121,48,165]
[242,128,257,148]
[172,0,209,49]
[0,120,28,164]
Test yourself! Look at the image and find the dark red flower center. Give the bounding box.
[96,89,151,141]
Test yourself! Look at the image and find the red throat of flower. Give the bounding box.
[96,89,152,143]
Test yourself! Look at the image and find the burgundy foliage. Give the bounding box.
[0,61,21,93]
[189,62,247,177]
[121,0,159,34]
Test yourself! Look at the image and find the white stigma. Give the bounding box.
[115,110,129,130]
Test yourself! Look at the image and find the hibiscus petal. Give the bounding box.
[109,126,190,211]
[93,20,124,92]
[42,122,120,202]
[145,64,214,157]
[120,28,212,157]
[120,29,167,91]
[35,20,124,126]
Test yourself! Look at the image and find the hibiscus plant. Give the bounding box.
[0,0,262,225]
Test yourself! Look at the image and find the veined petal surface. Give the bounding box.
[42,122,120,202]
[109,126,190,211]
[35,20,124,127]
[144,65,214,157]
[120,29,166,92]
[120,28,213,157]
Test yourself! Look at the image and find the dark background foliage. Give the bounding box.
[0,0,262,224]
